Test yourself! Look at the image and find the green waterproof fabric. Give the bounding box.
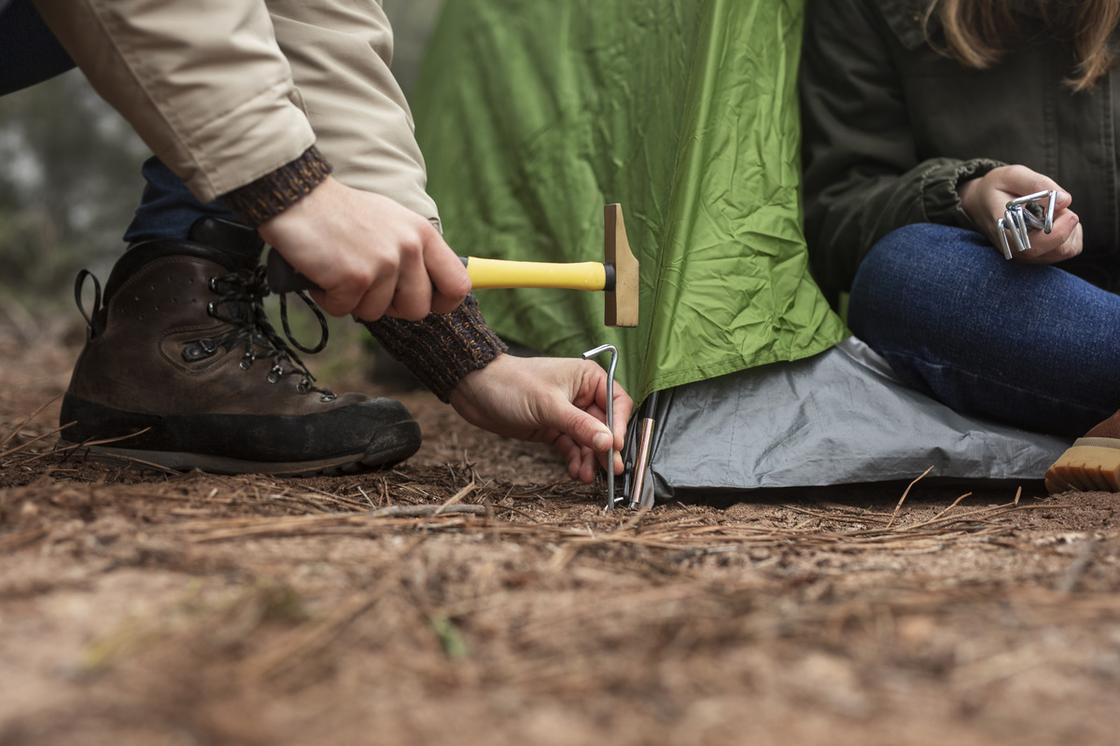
[413,0,846,401]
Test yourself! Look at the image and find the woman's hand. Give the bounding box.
[959,165,1083,264]
[449,354,634,483]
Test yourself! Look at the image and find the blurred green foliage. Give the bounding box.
[0,0,443,306]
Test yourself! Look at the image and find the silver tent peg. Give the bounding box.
[581,343,620,510]
[995,190,1057,259]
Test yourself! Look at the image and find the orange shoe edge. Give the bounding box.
[1044,437,1120,494]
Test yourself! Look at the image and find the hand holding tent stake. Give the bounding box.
[265,204,640,328]
[265,204,639,508]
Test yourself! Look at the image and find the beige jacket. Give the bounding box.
[32,0,439,222]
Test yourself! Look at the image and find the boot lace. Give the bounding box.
[203,267,336,401]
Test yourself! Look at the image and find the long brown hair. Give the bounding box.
[926,0,1120,91]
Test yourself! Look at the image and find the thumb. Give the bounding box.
[543,396,614,454]
[1004,166,1070,206]
[422,225,471,314]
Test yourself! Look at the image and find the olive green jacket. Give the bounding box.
[801,0,1120,295]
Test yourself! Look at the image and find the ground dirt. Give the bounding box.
[0,314,1118,746]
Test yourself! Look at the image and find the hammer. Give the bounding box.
[265,203,640,327]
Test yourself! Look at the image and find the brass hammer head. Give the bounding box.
[604,203,639,327]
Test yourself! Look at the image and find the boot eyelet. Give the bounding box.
[267,365,283,384]
[297,378,311,394]
[182,340,219,362]
[320,393,337,403]
[206,301,217,317]
[208,277,219,292]
[239,354,254,370]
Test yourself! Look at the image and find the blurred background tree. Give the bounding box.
[0,0,444,306]
[0,74,147,299]
[387,0,445,94]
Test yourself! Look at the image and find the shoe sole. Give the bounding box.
[1045,437,1120,493]
[71,420,421,477]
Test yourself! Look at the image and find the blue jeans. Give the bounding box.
[849,224,1120,438]
[1,0,235,244]
[123,159,236,243]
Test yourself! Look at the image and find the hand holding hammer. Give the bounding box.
[267,204,639,328]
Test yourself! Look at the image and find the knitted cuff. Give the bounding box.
[222,146,333,226]
[365,296,508,402]
[921,157,1006,230]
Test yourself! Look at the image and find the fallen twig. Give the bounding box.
[375,503,486,519]
[357,485,375,510]
[35,433,175,474]
[907,492,972,530]
[0,394,61,450]
[887,465,934,528]
[435,479,477,515]
[0,421,75,461]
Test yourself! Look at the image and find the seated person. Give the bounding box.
[801,0,1120,491]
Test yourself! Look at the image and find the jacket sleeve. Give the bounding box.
[265,1,501,398]
[33,0,317,203]
[800,0,1002,293]
[266,0,439,222]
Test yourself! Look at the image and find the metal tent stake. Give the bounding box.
[629,406,657,509]
[581,344,620,510]
[995,190,1057,260]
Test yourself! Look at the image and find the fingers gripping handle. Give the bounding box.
[266,249,320,294]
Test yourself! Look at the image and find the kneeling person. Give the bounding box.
[11,0,629,481]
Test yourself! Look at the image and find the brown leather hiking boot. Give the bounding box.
[1045,411,1120,493]
[59,219,421,475]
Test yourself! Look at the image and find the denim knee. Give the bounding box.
[854,224,987,289]
[848,223,986,342]
[847,221,1120,430]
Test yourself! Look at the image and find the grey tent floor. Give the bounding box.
[647,337,1069,499]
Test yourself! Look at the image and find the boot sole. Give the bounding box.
[73,421,421,477]
[1045,437,1120,493]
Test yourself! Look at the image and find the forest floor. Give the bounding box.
[1,312,1118,746]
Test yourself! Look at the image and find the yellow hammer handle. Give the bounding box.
[464,257,608,291]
